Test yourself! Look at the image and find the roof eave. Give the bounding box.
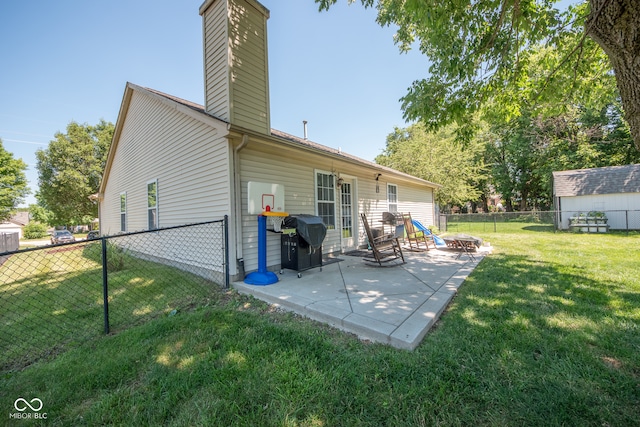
[227,125,441,189]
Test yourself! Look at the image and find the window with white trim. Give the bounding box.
[120,192,127,232]
[316,171,335,229]
[147,180,158,230]
[387,183,398,212]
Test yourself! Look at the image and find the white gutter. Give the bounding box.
[233,134,250,264]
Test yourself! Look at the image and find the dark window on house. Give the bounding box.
[120,192,127,232]
[316,172,335,228]
[147,180,158,229]
[388,184,398,212]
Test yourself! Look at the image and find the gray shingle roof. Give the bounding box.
[553,164,640,197]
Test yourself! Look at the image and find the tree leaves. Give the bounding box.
[0,139,29,221]
[315,0,640,150]
[318,0,639,210]
[35,120,114,226]
[375,123,486,207]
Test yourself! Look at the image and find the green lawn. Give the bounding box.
[1,230,639,426]
[1,241,216,372]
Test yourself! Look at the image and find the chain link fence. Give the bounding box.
[0,219,228,372]
[438,210,640,234]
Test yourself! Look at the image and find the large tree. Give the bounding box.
[375,123,486,208]
[586,0,640,150]
[316,0,640,150]
[374,35,636,211]
[0,139,29,221]
[486,102,639,211]
[477,31,634,210]
[485,109,591,211]
[36,120,113,226]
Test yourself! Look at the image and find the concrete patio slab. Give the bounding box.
[233,245,491,350]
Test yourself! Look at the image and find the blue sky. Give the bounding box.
[0,0,430,206]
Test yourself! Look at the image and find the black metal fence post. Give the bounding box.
[1,219,229,371]
[626,210,629,235]
[101,238,110,334]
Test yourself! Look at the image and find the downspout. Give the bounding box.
[233,134,250,275]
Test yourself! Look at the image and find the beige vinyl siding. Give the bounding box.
[239,147,323,272]
[352,176,435,248]
[101,90,231,236]
[201,0,270,133]
[236,141,437,272]
[228,0,270,133]
[356,177,391,245]
[202,0,230,121]
[397,183,435,226]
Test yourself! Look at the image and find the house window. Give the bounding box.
[147,180,158,230]
[316,171,335,228]
[387,184,398,212]
[120,192,127,232]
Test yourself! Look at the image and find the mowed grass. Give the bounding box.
[0,241,216,371]
[1,229,639,426]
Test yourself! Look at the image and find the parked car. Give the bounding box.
[86,230,100,240]
[51,230,76,245]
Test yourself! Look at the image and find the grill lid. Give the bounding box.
[382,211,403,224]
[283,214,327,250]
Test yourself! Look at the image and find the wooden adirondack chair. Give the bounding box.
[360,213,405,266]
[402,213,434,251]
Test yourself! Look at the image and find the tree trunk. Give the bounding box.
[480,193,489,213]
[505,198,514,212]
[586,0,640,150]
[520,189,529,211]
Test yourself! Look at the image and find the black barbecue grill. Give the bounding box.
[280,214,327,278]
[381,211,405,238]
[382,211,403,225]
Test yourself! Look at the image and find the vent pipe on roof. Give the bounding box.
[303,120,308,140]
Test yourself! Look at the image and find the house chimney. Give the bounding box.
[303,120,308,140]
[200,0,271,135]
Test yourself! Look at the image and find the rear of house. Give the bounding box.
[98,0,440,282]
[99,85,438,281]
[232,127,438,277]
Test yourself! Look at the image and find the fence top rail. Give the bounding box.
[0,219,226,257]
[102,219,225,241]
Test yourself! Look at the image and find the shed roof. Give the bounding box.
[553,164,640,197]
[0,212,29,226]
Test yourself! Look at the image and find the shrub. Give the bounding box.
[22,222,49,239]
[82,240,129,272]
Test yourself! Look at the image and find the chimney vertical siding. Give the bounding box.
[201,0,271,135]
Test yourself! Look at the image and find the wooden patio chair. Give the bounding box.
[402,213,435,251]
[360,213,405,266]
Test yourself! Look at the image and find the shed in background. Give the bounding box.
[553,164,640,230]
